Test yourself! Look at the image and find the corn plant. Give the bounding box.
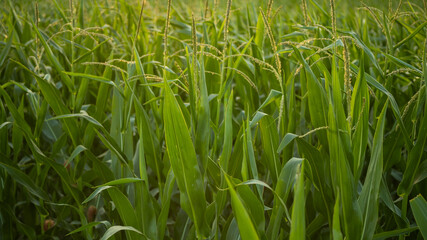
[1,0,427,239]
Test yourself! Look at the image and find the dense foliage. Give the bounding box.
[1,0,427,239]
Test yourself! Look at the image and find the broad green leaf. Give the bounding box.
[195,48,210,171]
[100,226,143,240]
[398,88,427,196]
[63,71,122,90]
[163,79,208,238]
[349,63,411,148]
[256,89,282,111]
[0,162,49,200]
[347,31,384,77]
[0,27,13,66]
[31,21,74,92]
[290,161,305,240]
[379,178,402,218]
[410,195,427,239]
[133,94,162,190]
[82,186,112,204]
[332,193,343,240]
[259,115,280,184]
[328,100,362,239]
[383,52,422,75]
[249,111,268,127]
[254,14,264,49]
[394,21,427,49]
[106,188,141,239]
[158,169,175,239]
[73,38,111,64]
[8,60,80,146]
[351,56,369,180]
[224,175,260,240]
[97,178,144,187]
[267,158,302,239]
[219,91,234,172]
[67,145,87,165]
[277,133,298,153]
[296,138,333,222]
[245,117,261,196]
[0,87,81,206]
[94,129,132,170]
[48,110,104,128]
[373,227,418,240]
[135,181,158,240]
[235,180,265,235]
[67,221,111,236]
[359,101,388,240]
[293,46,328,145]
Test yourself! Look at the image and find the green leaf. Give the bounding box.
[328,98,362,239]
[373,226,418,240]
[410,195,427,239]
[259,115,280,184]
[254,14,265,50]
[100,226,143,240]
[163,79,208,238]
[219,91,234,172]
[66,145,87,165]
[235,180,265,235]
[158,169,175,239]
[351,56,369,180]
[347,32,384,77]
[195,48,211,172]
[67,221,111,236]
[97,178,144,187]
[293,46,328,145]
[8,60,80,146]
[48,110,104,128]
[256,89,282,111]
[0,162,49,200]
[332,193,343,240]
[73,38,111,64]
[349,61,411,149]
[277,133,298,153]
[63,71,123,91]
[290,161,305,240]
[394,21,427,49]
[249,111,268,127]
[106,188,142,239]
[358,101,388,240]
[267,158,301,239]
[82,186,112,204]
[398,89,427,196]
[383,52,422,75]
[295,138,333,221]
[0,28,13,66]
[31,21,74,92]
[224,175,260,240]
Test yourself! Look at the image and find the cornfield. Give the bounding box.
[1,0,427,239]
